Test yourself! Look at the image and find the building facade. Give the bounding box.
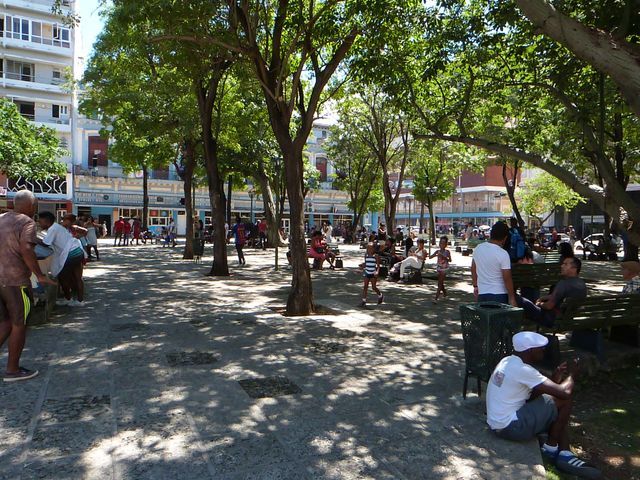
[1,0,77,215]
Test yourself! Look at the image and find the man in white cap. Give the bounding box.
[486,331,601,479]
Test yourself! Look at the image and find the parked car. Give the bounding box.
[575,233,623,253]
[541,232,571,246]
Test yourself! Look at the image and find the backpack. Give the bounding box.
[509,227,526,261]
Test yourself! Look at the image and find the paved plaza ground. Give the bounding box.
[0,240,630,479]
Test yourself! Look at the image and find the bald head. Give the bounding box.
[13,190,37,217]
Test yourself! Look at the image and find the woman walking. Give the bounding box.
[430,236,452,303]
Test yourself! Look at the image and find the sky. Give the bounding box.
[77,0,105,67]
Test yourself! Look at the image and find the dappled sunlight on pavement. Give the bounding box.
[4,240,625,478]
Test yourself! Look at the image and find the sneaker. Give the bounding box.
[360,300,366,307]
[555,452,601,479]
[377,294,384,304]
[4,367,39,382]
[56,299,71,306]
[69,300,84,307]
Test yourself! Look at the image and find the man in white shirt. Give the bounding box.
[487,332,600,479]
[471,221,517,306]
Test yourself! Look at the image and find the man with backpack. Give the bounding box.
[508,217,527,263]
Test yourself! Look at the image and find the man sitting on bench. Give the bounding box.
[391,238,426,282]
[487,332,600,479]
[517,257,587,327]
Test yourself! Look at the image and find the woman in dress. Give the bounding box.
[84,215,100,260]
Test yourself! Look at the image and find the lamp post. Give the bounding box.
[248,187,255,224]
[273,157,282,271]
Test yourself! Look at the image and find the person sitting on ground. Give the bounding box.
[620,260,640,294]
[360,242,383,307]
[393,238,426,282]
[471,221,517,306]
[517,257,587,327]
[308,230,335,269]
[487,332,601,479]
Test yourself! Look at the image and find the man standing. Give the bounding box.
[0,191,53,382]
[113,217,125,246]
[471,221,517,306]
[232,217,246,265]
[487,332,600,478]
[518,257,587,327]
[258,218,268,250]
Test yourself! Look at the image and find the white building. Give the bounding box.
[1,0,77,215]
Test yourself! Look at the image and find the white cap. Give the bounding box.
[512,331,548,352]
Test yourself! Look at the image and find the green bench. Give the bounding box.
[28,284,58,326]
[511,263,561,290]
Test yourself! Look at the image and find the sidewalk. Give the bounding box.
[1,241,547,479]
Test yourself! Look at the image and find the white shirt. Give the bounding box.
[486,355,547,430]
[325,225,333,243]
[473,242,511,295]
[42,223,81,276]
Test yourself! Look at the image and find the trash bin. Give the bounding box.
[459,302,523,398]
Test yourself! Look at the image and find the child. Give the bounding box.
[361,243,383,307]
[430,236,452,303]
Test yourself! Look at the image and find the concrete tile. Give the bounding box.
[40,394,111,425]
[199,430,289,477]
[21,454,113,480]
[30,421,113,459]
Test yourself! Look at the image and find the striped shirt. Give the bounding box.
[364,254,377,275]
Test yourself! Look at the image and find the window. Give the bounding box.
[316,156,328,182]
[15,101,35,120]
[6,61,35,82]
[52,24,70,48]
[0,18,4,38]
[31,21,42,44]
[52,69,62,84]
[52,105,69,118]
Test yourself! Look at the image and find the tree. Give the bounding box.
[0,99,66,180]
[514,0,640,119]
[410,141,458,245]
[366,1,640,247]
[223,0,423,314]
[81,10,203,259]
[326,122,383,240]
[518,172,585,226]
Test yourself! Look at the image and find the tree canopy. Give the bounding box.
[0,99,67,180]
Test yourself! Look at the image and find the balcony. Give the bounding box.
[3,0,72,15]
[74,165,181,182]
[1,72,68,94]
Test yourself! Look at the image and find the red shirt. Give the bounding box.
[258,221,267,233]
[114,220,125,233]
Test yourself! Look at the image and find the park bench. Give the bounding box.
[539,294,640,355]
[511,263,561,291]
[28,284,58,326]
[543,252,561,263]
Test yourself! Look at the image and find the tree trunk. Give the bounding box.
[381,169,399,231]
[181,141,196,260]
[515,0,640,118]
[502,161,524,226]
[419,201,425,234]
[226,174,232,226]
[142,164,149,230]
[282,146,314,315]
[427,196,436,245]
[254,171,285,247]
[196,77,229,277]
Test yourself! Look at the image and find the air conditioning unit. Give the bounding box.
[156,196,164,203]
[102,194,109,201]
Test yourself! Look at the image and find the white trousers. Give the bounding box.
[400,257,422,278]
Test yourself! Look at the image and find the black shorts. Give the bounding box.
[0,286,33,325]
[364,272,377,279]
